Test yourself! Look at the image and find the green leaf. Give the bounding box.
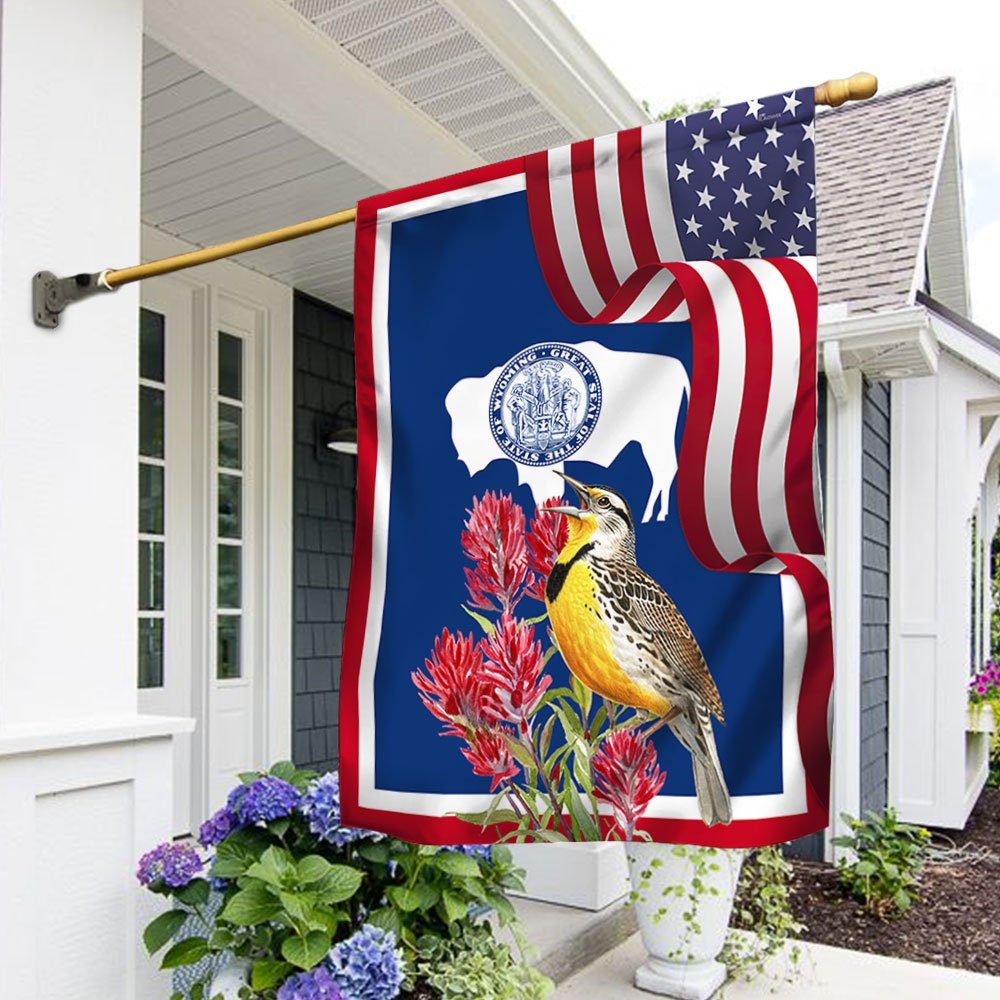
[269,817,292,839]
[567,778,600,840]
[461,604,495,634]
[434,851,482,878]
[504,736,537,770]
[268,760,297,782]
[366,906,403,936]
[296,855,333,884]
[537,714,556,762]
[143,909,188,955]
[174,878,210,907]
[160,936,209,970]
[523,612,549,626]
[252,960,295,991]
[315,864,363,902]
[282,930,332,971]
[442,889,468,924]
[386,886,422,912]
[220,885,281,926]
[357,841,391,864]
[246,846,296,888]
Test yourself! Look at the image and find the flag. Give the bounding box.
[342,88,832,847]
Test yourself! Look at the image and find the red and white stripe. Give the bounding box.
[525,139,822,570]
[526,122,689,325]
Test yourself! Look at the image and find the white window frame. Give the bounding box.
[140,225,293,830]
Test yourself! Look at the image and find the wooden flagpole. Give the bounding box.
[33,73,876,326]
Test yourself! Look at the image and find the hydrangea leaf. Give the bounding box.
[281,930,331,971]
[160,936,209,970]
[315,863,364,903]
[251,959,294,990]
[220,885,281,926]
[142,909,188,955]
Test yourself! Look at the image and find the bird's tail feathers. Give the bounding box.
[669,708,732,827]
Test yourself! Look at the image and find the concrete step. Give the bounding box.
[504,895,638,985]
[551,934,1000,999]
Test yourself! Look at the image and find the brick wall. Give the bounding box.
[291,293,355,773]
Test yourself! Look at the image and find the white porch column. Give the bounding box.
[0,2,190,997]
[822,347,863,857]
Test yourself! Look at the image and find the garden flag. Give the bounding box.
[342,88,833,848]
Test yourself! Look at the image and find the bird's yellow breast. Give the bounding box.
[546,558,670,715]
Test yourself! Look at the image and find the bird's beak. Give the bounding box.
[541,471,593,520]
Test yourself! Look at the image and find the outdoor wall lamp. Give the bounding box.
[324,399,358,456]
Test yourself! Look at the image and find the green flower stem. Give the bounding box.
[519,732,571,838]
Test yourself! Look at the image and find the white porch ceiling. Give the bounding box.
[142,37,375,309]
[140,0,636,312]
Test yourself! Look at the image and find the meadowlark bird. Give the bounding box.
[543,472,732,826]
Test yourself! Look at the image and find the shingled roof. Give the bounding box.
[816,78,955,314]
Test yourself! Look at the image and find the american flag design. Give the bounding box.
[342,86,833,847]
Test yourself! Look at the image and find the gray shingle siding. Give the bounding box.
[292,293,354,773]
[860,378,890,814]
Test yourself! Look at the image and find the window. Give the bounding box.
[216,331,244,680]
[138,308,166,688]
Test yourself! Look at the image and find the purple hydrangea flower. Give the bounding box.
[277,966,345,1000]
[227,775,301,825]
[198,805,238,847]
[328,925,403,1000]
[136,841,203,889]
[300,772,383,847]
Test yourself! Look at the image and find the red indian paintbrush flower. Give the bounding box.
[461,491,533,612]
[525,497,569,602]
[412,629,495,738]
[481,613,551,732]
[592,728,666,839]
[461,725,520,791]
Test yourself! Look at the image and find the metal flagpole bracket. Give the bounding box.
[33,269,114,329]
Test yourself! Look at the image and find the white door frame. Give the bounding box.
[140,225,293,830]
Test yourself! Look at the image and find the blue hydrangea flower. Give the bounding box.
[277,965,345,1000]
[227,775,300,825]
[328,925,403,1000]
[135,841,203,889]
[198,805,237,847]
[300,772,383,847]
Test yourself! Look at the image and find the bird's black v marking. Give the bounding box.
[545,543,594,603]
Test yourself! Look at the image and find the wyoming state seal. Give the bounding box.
[489,342,602,467]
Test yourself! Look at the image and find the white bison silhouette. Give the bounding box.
[444,341,689,523]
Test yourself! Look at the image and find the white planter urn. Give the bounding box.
[208,958,251,998]
[626,844,745,1000]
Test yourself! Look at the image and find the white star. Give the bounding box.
[745,97,764,119]
[785,149,805,174]
[719,212,738,234]
[801,120,816,142]
[675,113,688,126]
[727,126,745,150]
[683,215,703,236]
[746,152,766,178]
[710,155,730,179]
[764,122,782,147]
[782,235,803,256]
[696,186,715,208]
[676,159,693,183]
[708,238,727,259]
[756,210,776,232]
[709,105,728,122]
[691,128,709,153]
[732,183,751,207]
[783,91,802,115]
[795,206,815,230]
[769,180,789,204]
[808,182,816,198]
[744,237,765,258]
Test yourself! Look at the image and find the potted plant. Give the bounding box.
[626,844,744,1000]
[135,762,551,999]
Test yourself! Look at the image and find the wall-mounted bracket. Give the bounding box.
[33,270,113,329]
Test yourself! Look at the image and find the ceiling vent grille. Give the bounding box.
[286,0,573,163]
